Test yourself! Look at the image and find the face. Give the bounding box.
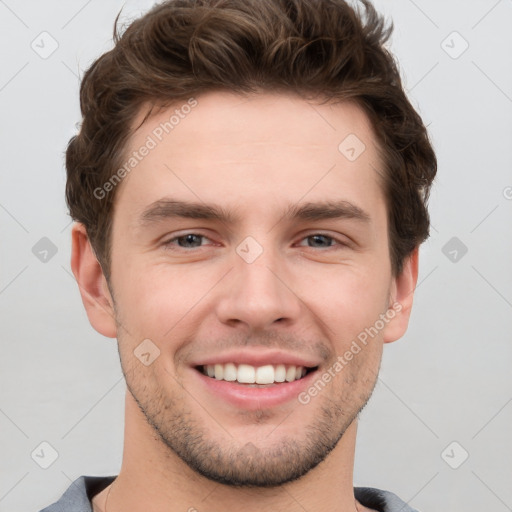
[95,92,412,486]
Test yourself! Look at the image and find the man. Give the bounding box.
[41,0,436,510]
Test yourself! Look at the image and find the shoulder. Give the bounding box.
[354,486,421,512]
[38,475,116,512]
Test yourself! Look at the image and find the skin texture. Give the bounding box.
[72,91,419,512]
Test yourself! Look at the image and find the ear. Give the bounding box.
[70,223,117,338]
[382,247,419,344]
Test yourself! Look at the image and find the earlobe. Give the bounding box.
[382,248,419,344]
[70,223,117,338]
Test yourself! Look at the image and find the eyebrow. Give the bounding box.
[138,198,371,225]
[139,199,237,225]
[285,200,370,223]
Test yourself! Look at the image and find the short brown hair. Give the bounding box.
[66,0,436,279]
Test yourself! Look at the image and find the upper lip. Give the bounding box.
[191,349,321,369]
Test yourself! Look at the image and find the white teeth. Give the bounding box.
[255,365,274,384]
[237,364,255,383]
[223,362,237,381]
[214,363,224,380]
[285,366,296,382]
[274,364,286,382]
[203,363,311,384]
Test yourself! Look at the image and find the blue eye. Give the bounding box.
[165,234,208,248]
[162,233,346,251]
[299,234,338,248]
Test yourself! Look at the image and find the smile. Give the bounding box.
[197,363,317,386]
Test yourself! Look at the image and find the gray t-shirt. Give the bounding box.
[38,475,420,512]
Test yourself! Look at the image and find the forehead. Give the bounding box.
[115,91,385,223]
[133,91,376,157]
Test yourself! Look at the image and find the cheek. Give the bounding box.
[299,264,390,341]
[112,258,220,339]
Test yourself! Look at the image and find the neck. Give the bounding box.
[101,390,362,512]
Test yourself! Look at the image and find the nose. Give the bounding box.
[215,247,302,331]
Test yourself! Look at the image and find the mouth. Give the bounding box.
[195,363,319,387]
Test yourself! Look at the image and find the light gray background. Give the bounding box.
[1,1,511,511]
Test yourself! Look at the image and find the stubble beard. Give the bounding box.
[121,351,379,488]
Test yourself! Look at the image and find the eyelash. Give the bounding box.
[162,233,348,250]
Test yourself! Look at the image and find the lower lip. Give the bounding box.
[192,368,318,410]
